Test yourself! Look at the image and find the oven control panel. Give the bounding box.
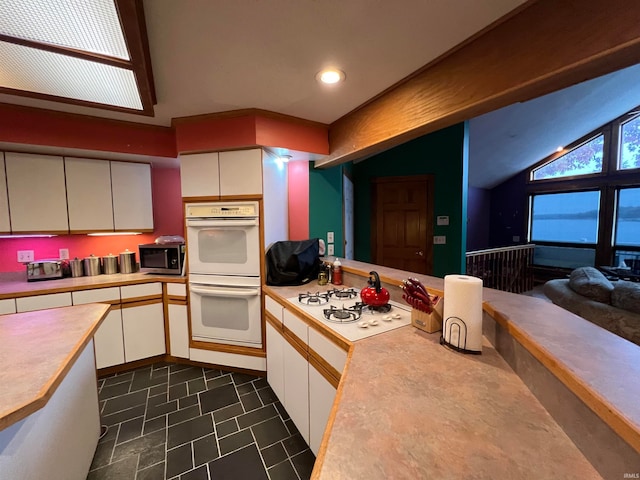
[186,202,258,218]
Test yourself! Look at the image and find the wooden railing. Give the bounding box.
[466,244,535,294]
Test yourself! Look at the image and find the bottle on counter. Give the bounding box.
[332,258,343,285]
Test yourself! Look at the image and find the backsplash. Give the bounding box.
[0,167,183,273]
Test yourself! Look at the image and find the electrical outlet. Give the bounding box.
[59,248,69,260]
[327,231,334,243]
[17,250,34,263]
[327,244,335,256]
[433,235,446,245]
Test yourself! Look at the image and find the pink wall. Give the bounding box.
[287,161,310,240]
[0,167,183,272]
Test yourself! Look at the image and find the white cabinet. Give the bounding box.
[16,292,72,313]
[168,303,189,358]
[266,321,285,402]
[5,152,68,233]
[309,364,337,455]
[93,308,125,368]
[0,155,10,233]
[180,152,220,198]
[65,157,114,232]
[111,161,153,231]
[0,298,16,315]
[121,282,162,300]
[180,148,263,198]
[283,339,310,443]
[219,149,263,196]
[121,302,165,362]
[71,287,120,305]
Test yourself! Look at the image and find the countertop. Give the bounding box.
[0,271,186,299]
[0,303,110,431]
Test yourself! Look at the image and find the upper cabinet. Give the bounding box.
[0,154,10,233]
[111,161,154,231]
[5,152,68,233]
[180,148,263,198]
[65,157,114,233]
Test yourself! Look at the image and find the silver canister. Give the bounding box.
[69,257,84,277]
[119,249,137,274]
[102,254,119,275]
[84,254,102,276]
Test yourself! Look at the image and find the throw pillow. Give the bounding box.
[611,281,640,314]
[568,267,614,303]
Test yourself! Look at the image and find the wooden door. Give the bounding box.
[372,176,434,274]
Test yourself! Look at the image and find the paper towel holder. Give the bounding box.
[440,316,482,355]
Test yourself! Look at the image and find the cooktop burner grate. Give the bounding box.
[298,292,330,306]
[326,288,359,300]
[356,302,392,314]
[323,304,363,323]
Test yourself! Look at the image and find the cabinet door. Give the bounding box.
[16,292,72,312]
[65,157,114,232]
[0,155,10,233]
[219,149,263,196]
[283,340,310,443]
[0,298,16,315]
[111,161,154,231]
[266,321,285,403]
[309,365,337,455]
[180,152,220,198]
[94,308,125,368]
[121,302,166,362]
[71,287,120,305]
[5,152,68,233]
[168,303,189,359]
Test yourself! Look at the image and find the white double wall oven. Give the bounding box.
[186,201,262,348]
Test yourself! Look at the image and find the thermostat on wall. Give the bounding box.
[437,216,449,226]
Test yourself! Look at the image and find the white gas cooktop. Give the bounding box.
[287,287,411,342]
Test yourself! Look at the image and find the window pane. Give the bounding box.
[615,188,640,246]
[530,191,600,243]
[532,135,604,180]
[620,116,640,170]
[533,245,595,268]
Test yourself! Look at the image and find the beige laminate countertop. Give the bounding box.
[0,271,186,299]
[0,303,110,431]
[266,259,640,478]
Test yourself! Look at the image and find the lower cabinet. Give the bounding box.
[309,364,337,454]
[0,298,16,315]
[16,292,72,312]
[266,322,285,401]
[94,308,125,369]
[122,302,165,362]
[283,339,310,443]
[168,303,189,359]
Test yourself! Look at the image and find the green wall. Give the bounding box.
[309,122,468,276]
[309,164,345,257]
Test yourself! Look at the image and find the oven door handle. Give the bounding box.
[189,285,260,297]
[186,219,258,227]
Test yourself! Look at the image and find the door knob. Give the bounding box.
[415,251,424,256]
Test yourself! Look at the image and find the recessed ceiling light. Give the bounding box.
[316,68,345,85]
[556,146,564,152]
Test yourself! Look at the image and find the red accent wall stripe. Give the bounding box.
[287,161,310,240]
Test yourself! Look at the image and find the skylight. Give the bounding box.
[0,0,154,114]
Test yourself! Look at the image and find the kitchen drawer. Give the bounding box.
[72,287,120,305]
[283,309,308,345]
[189,348,266,371]
[166,282,187,297]
[16,292,72,313]
[265,295,283,322]
[120,282,162,300]
[0,298,16,315]
[308,328,348,374]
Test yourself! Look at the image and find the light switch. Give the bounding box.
[433,236,446,245]
[327,231,334,243]
[328,244,335,255]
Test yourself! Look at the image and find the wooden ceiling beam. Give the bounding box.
[319,0,640,168]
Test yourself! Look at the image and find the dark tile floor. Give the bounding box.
[87,362,315,480]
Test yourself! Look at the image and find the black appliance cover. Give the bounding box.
[266,239,321,286]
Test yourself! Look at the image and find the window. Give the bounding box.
[615,187,640,247]
[619,115,640,170]
[530,191,600,243]
[531,135,604,181]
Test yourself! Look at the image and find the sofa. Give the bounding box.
[543,266,640,346]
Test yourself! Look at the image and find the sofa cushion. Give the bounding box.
[568,267,613,303]
[611,281,640,314]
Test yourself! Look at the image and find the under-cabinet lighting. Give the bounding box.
[0,234,58,238]
[87,232,142,236]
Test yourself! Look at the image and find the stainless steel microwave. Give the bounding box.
[139,243,185,275]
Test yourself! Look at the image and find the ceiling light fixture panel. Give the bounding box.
[0,40,142,109]
[0,0,129,59]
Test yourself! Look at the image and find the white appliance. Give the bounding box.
[186,201,262,348]
[289,288,411,342]
[186,201,260,277]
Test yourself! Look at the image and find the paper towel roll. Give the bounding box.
[442,274,483,353]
